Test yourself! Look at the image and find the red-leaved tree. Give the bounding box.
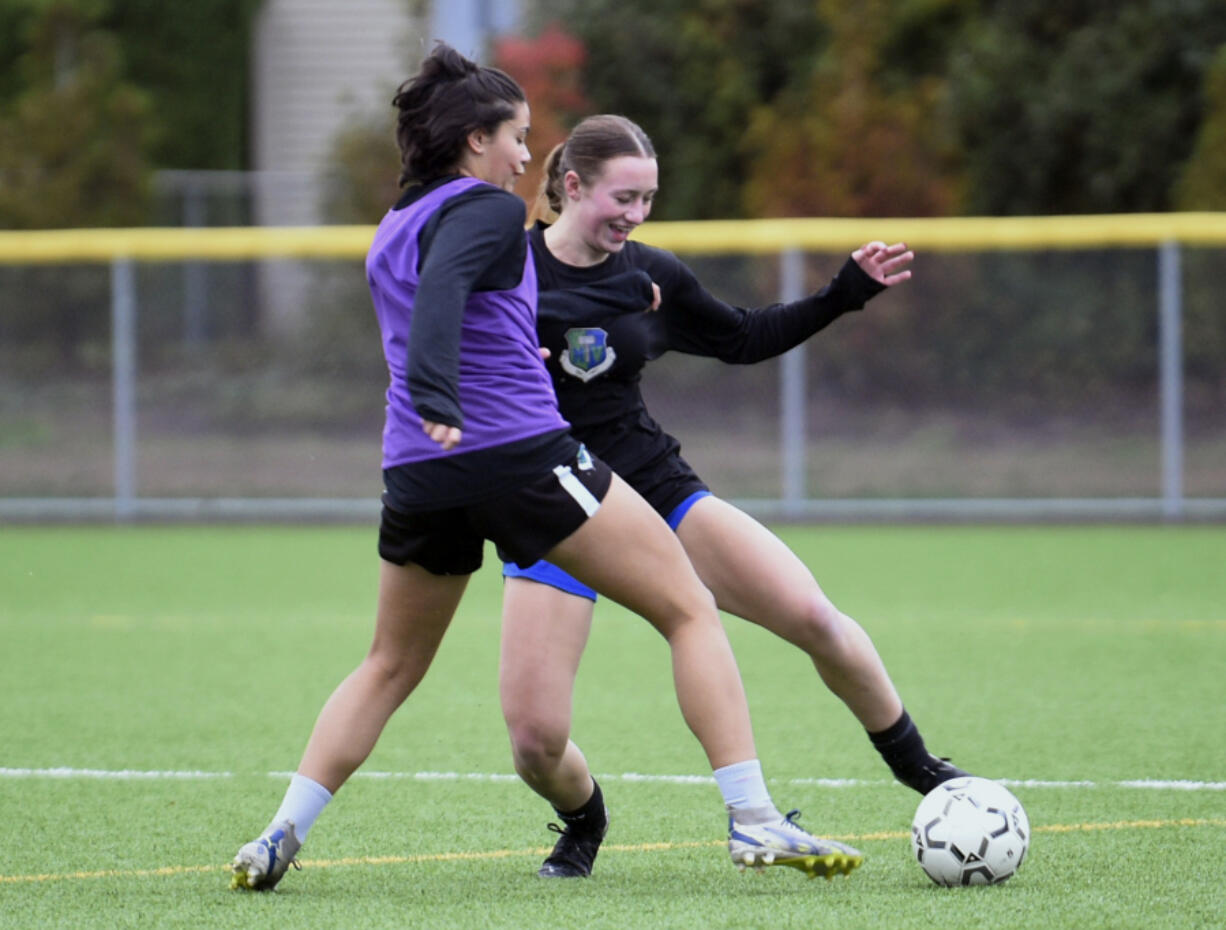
[493,23,590,217]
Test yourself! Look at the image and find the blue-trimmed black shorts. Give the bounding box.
[501,488,710,600]
[378,445,613,576]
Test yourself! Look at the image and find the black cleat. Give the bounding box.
[895,756,971,795]
[538,807,609,878]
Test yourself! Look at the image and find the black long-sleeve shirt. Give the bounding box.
[531,221,885,478]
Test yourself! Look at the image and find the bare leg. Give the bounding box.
[545,474,755,770]
[499,577,596,811]
[498,480,862,880]
[232,560,470,890]
[298,560,469,792]
[675,496,903,731]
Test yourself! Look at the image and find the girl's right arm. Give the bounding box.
[408,188,527,439]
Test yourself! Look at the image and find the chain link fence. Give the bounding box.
[2,190,1224,522]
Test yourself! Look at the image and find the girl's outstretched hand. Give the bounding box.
[852,241,914,287]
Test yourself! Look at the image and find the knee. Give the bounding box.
[506,713,569,778]
[360,648,427,702]
[793,594,852,655]
[671,582,720,631]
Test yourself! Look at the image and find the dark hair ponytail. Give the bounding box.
[527,114,656,225]
[393,42,525,186]
[527,142,568,226]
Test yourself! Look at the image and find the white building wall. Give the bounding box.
[251,0,423,225]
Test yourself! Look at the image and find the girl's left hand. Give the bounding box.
[852,241,914,287]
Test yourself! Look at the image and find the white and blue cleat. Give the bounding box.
[728,809,863,879]
[230,820,302,890]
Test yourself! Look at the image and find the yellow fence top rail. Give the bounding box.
[0,225,376,264]
[638,213,1226,253]
[2,213,1226,264]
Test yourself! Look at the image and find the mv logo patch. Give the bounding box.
[560,327,616,382]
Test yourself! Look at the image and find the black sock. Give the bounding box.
[555,779,605,832]
[867,710,931,776]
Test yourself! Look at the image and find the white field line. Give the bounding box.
[0,767,233,779]
[1,767,1224,790]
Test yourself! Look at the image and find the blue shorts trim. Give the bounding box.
[502,559,597,601]
[666,489,711,531]
[500,490,713,601]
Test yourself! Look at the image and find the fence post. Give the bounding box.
[112,257,137,521]
[779,248,806,516]
[183,173,208,347]
[1158,240,1184,520]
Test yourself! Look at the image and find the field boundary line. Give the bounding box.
[2,819,1223,886]
[4,767,1225,791]
[0,767,232,779]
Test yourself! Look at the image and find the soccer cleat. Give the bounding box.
[230,820,302,891]
[894,755,971,796]
[727,810,863,879]
[537,807,609,878]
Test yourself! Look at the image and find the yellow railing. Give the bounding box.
[2,213,1226,264]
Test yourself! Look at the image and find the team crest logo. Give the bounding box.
[560,327,616,382]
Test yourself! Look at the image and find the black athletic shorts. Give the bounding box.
[378,444,614,575]
[618,448,710,519]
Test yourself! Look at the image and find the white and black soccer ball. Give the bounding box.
[911,776,1030,886]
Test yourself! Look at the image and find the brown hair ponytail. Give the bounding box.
[525,115,656,226]
[527,142,568,226]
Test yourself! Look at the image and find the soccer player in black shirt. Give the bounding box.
[500,115,971,878]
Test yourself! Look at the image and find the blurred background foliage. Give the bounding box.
[0,0,152,228]
[0,0,259,230]
[528,0,1226,220]
[2,0,1226,226]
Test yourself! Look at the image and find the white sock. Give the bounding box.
[714,759,780,823]
[271,773,333,841]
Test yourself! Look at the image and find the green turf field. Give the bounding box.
[1,525,1223,929]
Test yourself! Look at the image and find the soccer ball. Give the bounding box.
[911,776,1030,886]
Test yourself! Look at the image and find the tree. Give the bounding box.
[1175,43,1226,210]
[0,0,257,174]
[527,0,827,219]
[950,1,1226,214]
[741,0,966,217]
[321,115,401,225]
[1174,44,1226,420]
[0,0,153,228]
[104,0,262,171]
[493,22,589,215]
[0,0,155,372]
